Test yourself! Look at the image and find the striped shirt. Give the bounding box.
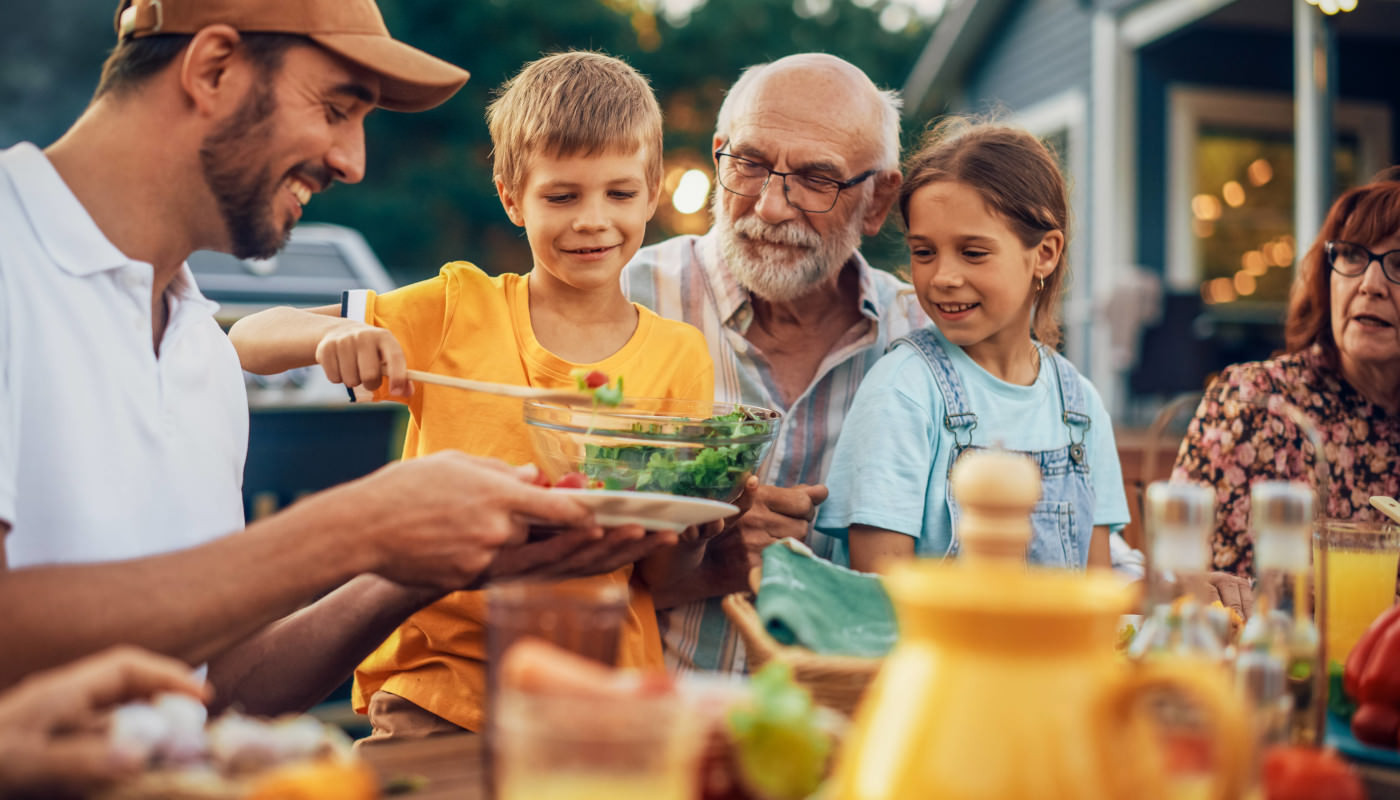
[621,231,929,673]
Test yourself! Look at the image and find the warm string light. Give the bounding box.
[1306,0,1358,15]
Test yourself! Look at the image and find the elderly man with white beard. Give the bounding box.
[621,53,928,673]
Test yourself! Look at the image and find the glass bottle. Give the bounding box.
[1128,481,1227,662]
[1239,480,1320,747]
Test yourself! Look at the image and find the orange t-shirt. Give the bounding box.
[349,262,714,731]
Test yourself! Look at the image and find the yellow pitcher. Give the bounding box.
[829,451,1250,800]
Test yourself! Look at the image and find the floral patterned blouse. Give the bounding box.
[1172,346,1400,577]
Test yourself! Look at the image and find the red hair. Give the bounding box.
[1286,180,1400,366]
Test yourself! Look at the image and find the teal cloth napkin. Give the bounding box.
[754,539,897,658]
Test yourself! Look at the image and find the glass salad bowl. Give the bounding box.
[523,398,781,503]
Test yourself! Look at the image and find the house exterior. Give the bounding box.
[904,0,1400,424]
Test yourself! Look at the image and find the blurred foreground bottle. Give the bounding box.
[1129,482,1227,662]
[1239,481,1321,747]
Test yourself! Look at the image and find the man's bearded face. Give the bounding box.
[713,187,868,303]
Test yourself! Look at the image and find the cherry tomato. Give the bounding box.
[554,472,588,489]
[1261,745,1366,800]
[583,370,609,389]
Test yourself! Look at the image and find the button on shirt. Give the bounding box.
[621,231,928,672]
[0,143,248,567]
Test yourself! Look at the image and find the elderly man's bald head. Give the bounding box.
[716,53,902,171]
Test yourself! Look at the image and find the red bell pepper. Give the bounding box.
[1345,604,1400,701]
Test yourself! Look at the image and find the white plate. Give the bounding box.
[551,489,739,531]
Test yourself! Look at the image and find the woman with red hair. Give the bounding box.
[1174,177,1400,578]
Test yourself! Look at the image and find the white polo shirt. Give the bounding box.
[0,143,248,567]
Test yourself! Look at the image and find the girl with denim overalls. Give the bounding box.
[815,119,1130,572]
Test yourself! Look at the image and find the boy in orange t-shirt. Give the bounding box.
[230,52,714,736]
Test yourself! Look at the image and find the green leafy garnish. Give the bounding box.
[580,409,772,500]
[570,369,624,407]
[728,663,831,800]
[1328,659,1358,721]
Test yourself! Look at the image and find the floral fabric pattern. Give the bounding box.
[1172,347,1399,577]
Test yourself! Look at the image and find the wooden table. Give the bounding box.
[359,733,486,800]
[358,730,1400,799]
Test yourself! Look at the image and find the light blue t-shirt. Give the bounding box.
[815,326,1130,563]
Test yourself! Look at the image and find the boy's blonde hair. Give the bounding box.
[486,51,663,195]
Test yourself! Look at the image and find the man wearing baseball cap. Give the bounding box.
[0,1,663,780]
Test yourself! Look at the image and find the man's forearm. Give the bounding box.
[0,495,370,690]
[207,576,442,715]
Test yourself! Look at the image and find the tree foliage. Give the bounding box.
[3,0,931,282]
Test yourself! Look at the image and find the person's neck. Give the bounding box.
[1339,352,1400,415]
[962,334,1042,386]
[748,261,859,335]
[45,95,211,303]
[526,270,639,364]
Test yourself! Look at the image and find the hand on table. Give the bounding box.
[0,646,207,797]
[1179,570,1255,621]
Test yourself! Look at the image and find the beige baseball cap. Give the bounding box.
[115,0,469,112]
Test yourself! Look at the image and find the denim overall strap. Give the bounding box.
[1045,345,1092,467]
[889,329,978,457]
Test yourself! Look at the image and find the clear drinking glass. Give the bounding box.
[1313,519,1400,669]
[493,688,703,800]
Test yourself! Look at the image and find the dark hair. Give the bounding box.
[1285,179,1400,365]
[95,32,309,100]
[898,116,1071,350]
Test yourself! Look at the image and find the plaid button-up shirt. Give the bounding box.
[621,231,929,673]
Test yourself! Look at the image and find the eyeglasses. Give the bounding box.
[713,147,876,214]
[1325,240,1400,285]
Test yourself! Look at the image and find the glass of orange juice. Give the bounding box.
[1314,519,1400,667]
[494,687,703,800]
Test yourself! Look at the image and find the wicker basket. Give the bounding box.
[721,572,884,718]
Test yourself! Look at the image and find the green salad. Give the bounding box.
[580,409,772,500]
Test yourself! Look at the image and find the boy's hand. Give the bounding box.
[314,321,412,397]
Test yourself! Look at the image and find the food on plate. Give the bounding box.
[1260,745,1366,800]
[101,694,368,799]
[529,469,594,490]
[726,663,832,800]
[1344,603,1400,747]
[570,368,624,407]
[581,408,774,500]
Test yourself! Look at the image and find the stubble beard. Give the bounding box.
[713,190,867,303]
[198,81,290,260]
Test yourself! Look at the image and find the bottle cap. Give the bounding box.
[1251,481,1314,570]
[1144,481,1213,572]
[950,449,1040,563]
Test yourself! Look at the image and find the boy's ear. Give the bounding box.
[179,25,248,117]
[1034,229,1065,279]
[645,173,663,222]
[495,175,525,227]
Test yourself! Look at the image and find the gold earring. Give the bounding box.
[1038,277,1046,292]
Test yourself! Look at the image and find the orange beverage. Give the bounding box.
[1314,520,1400,666]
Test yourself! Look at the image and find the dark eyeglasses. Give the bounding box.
[1325,240,1400,285]
[713,147,876,214]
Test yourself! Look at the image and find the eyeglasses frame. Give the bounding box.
[1325,240,1400,285]
[712,146,877,214]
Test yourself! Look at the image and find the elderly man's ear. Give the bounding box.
[861,170,902,238]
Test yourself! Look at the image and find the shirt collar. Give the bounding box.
[2,143,131,277]
[4,143,221,319]
[695,228,886,330]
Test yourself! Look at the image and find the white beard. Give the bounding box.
[713,191,868,302]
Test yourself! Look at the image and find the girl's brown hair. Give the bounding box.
[898,117,1071,350]
[1286,179,1400,367]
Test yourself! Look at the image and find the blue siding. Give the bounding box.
[961,0,1094,114]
